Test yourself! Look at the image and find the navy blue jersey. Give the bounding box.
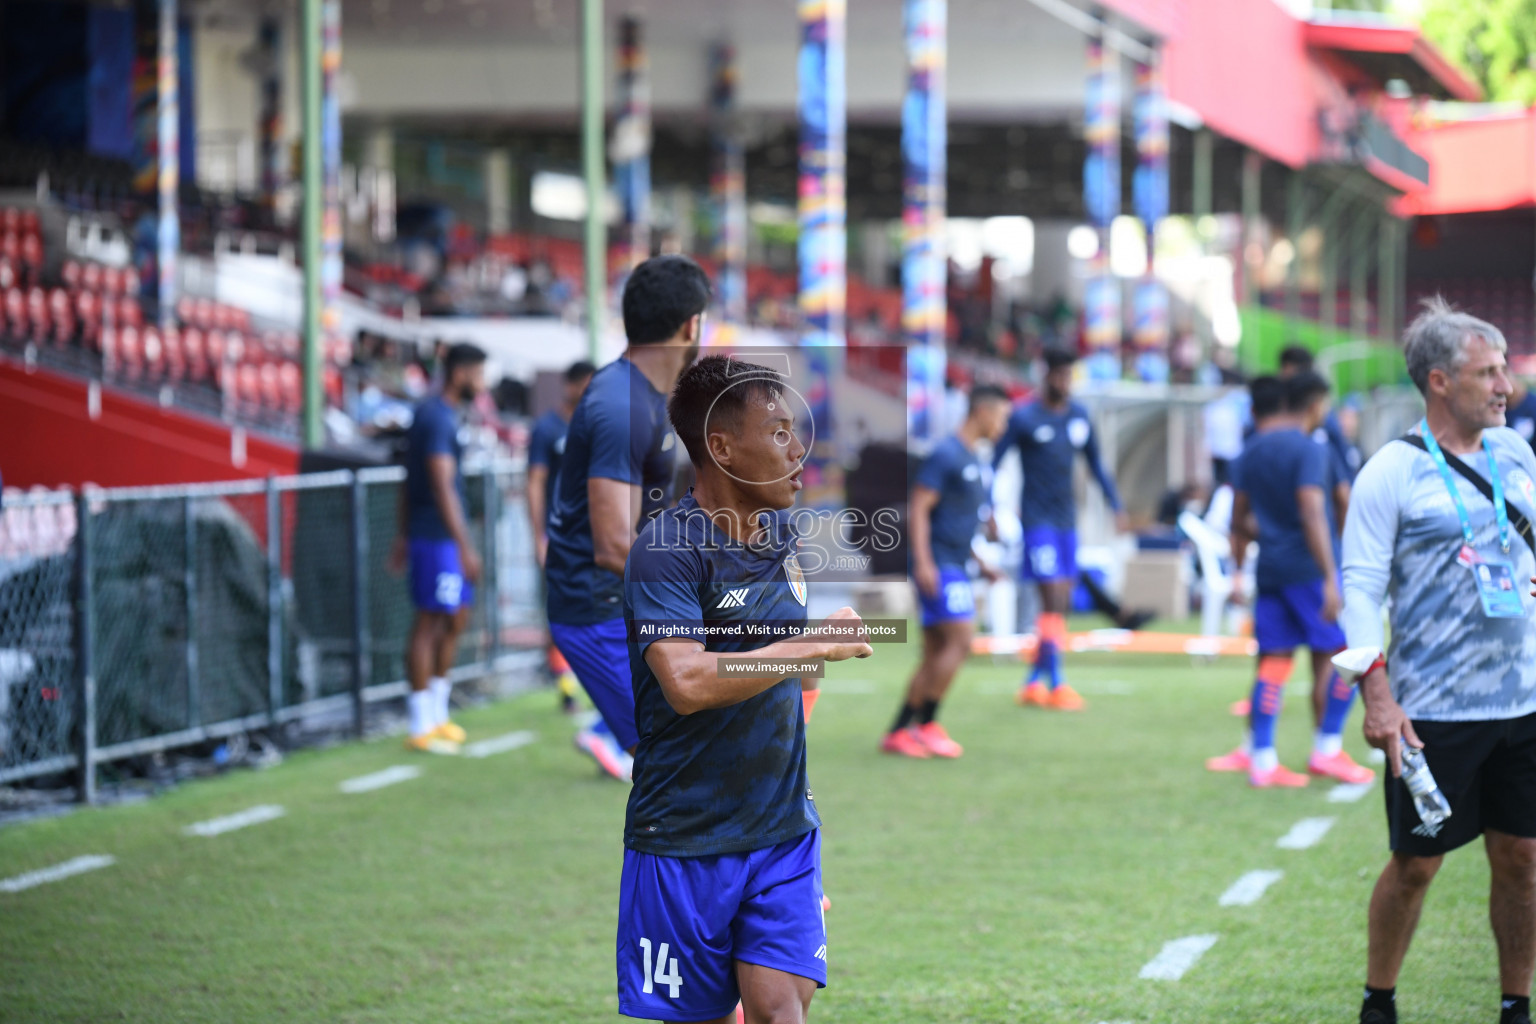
[1234,427,1334,591]
[403,395,465,542]
[528,408,569,515]
[1317,411,1361,484]
[545,358,678,625]
[623,492,820,858]
[995,399,1121,530]
[914,434,991,568]
[1509,390,1536,451]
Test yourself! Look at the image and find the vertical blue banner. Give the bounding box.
[1132,53,1170,383]
[797,0,847,348]
[1083,30,1120,381]
[259,15,284,216]
[320,0,343,363]
[614,16,651,268]
[155,0,179,326]
[709,41,747,336]
[902,0,946,447]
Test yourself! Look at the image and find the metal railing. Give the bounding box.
[0,464,540,800]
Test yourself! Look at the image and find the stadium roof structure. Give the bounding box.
[1399,111,1536,217]
[1303,15,1482,104]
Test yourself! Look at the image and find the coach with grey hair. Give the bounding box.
[1342,298,1536,1024]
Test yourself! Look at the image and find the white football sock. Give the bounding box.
[1313,731,1343,757]
[1250,747,1278,773]
[430,677,451,727]
[408,689,435,738]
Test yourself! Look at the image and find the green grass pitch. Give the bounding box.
[0,626,1511,1023]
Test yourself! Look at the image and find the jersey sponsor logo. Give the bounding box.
[785,555,808,606]
[1033,425,1055,443]
[1067,418,1090,448]
[717,587,750,609]
[1511,469,1536,506]
[962,463,980,481]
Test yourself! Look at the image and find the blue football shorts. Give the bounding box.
[918,564,975,628]
[548,617,638,751]
[617,829,826,1022]
[408,538,474,614]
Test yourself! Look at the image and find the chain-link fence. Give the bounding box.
[0,464,538,799]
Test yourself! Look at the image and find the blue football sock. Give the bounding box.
[1249,677,1283,753]
[590,717,614,740]
[1319,670,1355,741]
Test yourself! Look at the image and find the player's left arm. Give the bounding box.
[1081,418,1126,528]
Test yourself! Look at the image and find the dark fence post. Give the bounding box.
[483,468,501,670]
[184,495,200,731]
[349,472,369,738]
[73,491,96,805]
[266,477,283,727]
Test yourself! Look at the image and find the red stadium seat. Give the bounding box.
[193,297,215,328]
[116,296,142,328]
[99,325,117,371]
[61,260,81,291]
[4,287,25,336]
[238,364,262,413]
[123,267,140,296]
[25,287,48,343]
[224,331,246,365]
[117,326,143,381]
[19,234,42,271]
[75,291,101,348]
[0,258,13,291]
[19,210,39,236]
[142,328,164,380]
[102,266,123,296]
[176,296,195,324]
[259,363,281,411]
[206,329,227,366]
[81,261,103,294]
[0,209,16,233]
[161,326,184,382]
[181,326,207,380]
[279,362,301,412]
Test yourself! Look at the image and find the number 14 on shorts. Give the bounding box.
[638,937,683,998]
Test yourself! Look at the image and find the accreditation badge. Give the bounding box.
[784,555,807,607]
[1472,559,1525,619]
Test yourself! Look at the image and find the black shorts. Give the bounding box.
[1387,711,1536,857]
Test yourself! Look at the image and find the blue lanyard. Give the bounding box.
[1420,418,1511,554]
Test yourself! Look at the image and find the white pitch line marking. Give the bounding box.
[339,765,423,794]
[1328,782,1374,804]
[183,804,286,837]
[1276,816,1336,850]
[1,855,115,894]
[1139,934,1219,980]
[1218,869,1284,907]
[463,730,537,759]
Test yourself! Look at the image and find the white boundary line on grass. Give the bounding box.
[464,730,537,759]
[1328,782,1374,804]
[0,854,115,893]
[183,805,287,837]
[1218,870,1284,907]
[1276,816,1336,850]
[339,765,422,794]
[1139,934,1219,980]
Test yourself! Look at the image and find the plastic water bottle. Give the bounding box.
[1401,746,1452,832]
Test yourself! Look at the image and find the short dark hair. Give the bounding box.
[1279,344,1314,373]
[1284,369,1331,413]
[565,360,596,384]
[444,342,487,379]
[668,355,786,468]
[1249,375,1285,420]
[1044,349,1077,372]
[622,255,712,345]
[968,384,1010,414]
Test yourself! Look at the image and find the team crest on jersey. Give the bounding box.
[1067,418,1090,448]
[962,464,980,481]
[1512,469,1536,506]
[662,432,676,452]
[784,555,807,606]
[1033,425,1055,443]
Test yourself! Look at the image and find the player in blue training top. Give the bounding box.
[993,349,1124,712]
[545,255,706,781]
[620,354,873,1024]
[881,385,1011,760]
[1507,376,1536,452]
[1281,345,1361,493]
[393,342,486,754]
[1206,371,1375,788]
[527,359,595,714]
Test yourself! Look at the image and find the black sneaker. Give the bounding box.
[1117,609,1156,631]
[1505,1014,1532,1024]
[1360,1009,1396,1024]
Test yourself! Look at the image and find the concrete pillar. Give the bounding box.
[484,147,512,236]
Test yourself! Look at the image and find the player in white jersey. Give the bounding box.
[1342,299,1536,1024]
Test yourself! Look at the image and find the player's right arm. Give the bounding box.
[1340,448,1418,776]
[586,390,651,577]
[428,453,481,584]
[526,419,552,568]
[1296,442,1340,620]
[908,485,940,599]
[645,608,874,715]
[992,408,1023,470]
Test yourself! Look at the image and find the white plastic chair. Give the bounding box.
[1178,510,1242,638]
